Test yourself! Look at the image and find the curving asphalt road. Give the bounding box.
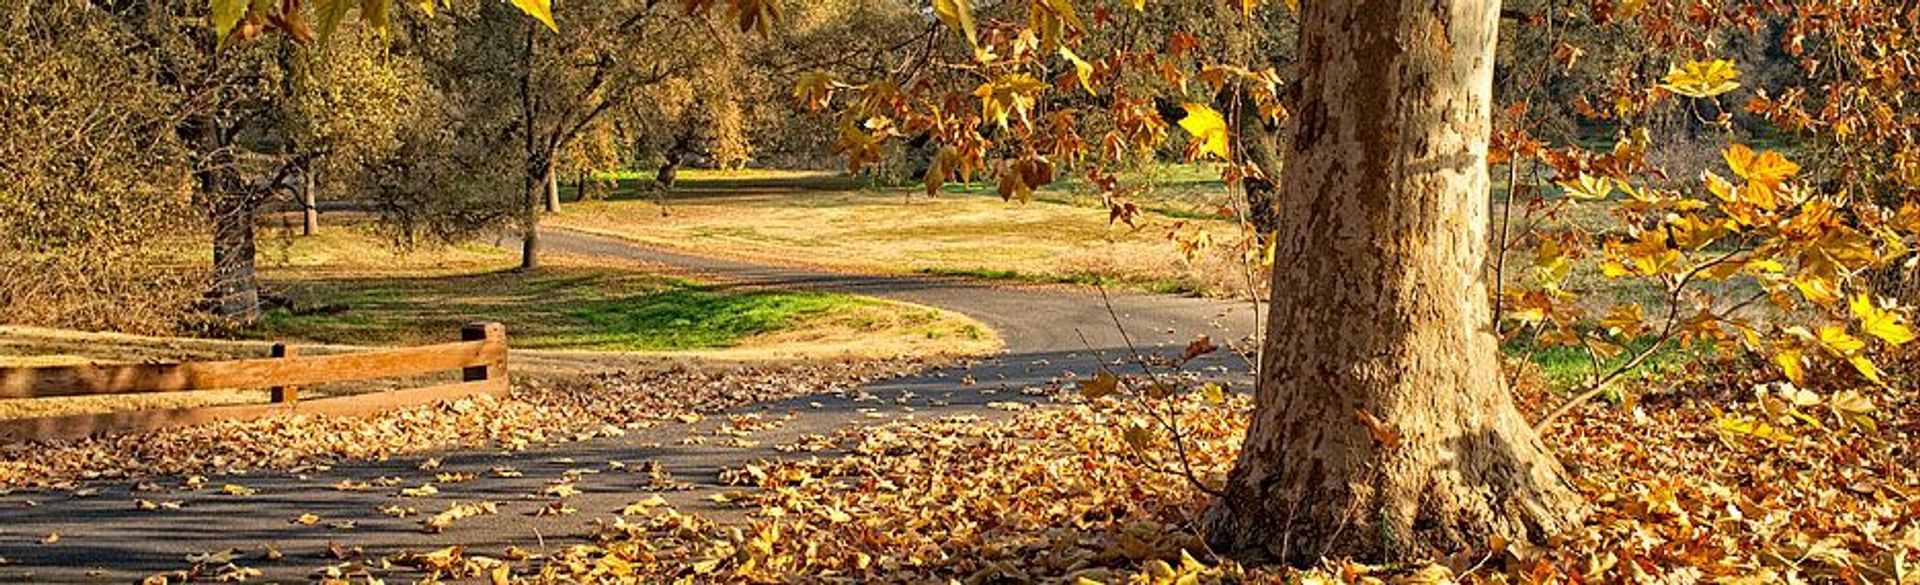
[0,229,1257,583]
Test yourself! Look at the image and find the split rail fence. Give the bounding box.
[0,322,508,442]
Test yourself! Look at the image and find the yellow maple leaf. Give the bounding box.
[792,71,839,111]
[1059,47,1096,95]
[210,0,247,41]
[1792,274,1842,306]
[975,74,1049,129]
[1850,294,1916,345]
[1849,355,1886,385]
[1600,304,1644,336]
[509,0,557,32]
[933,0,977,46]
[1723,144,1800,187]
[1080,372,1120,400]
[1816,324,1866,357]
[1558,174,1613,200]
[1661,59,1741,98]
[1177,103,1231,160]
[1774,349,1807,386]
[1717,413,1794,444]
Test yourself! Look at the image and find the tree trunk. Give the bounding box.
[575,171,587,202]
[656,150,683,191]
[1236,93,1283,236]
[520,161,542,270]
[517,21,541,270]
[543,161,561,213]
[1200,0,1584,565]
[300,166,318,236]
[204,162,260,324]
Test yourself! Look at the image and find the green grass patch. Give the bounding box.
[1502,334,1702,392]
[557,287,866,350]
[259,267,872,352]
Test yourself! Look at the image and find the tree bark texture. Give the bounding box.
[203,148,260,324]
[1200,0,1584,565]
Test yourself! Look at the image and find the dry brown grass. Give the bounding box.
[549,170,1261,297]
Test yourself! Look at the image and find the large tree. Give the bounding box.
[445,0,705,269]
[1195,0,1585,562]
[776,0,1593,561]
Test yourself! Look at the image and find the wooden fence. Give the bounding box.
[0,322,508,442]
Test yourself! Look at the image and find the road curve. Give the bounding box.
[0,229,1258,582]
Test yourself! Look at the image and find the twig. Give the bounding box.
[1533,244,1746,431]
[1093,285,1225,498]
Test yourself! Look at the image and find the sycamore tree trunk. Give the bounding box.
[1200,0,1584,565]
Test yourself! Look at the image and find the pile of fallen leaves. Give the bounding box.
[369,379,1914,583]
[0,360,927,488]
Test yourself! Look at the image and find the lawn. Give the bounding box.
[552,168,1260,297]
[251,224,997,359]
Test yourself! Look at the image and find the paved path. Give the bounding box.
[0,230,1257,583]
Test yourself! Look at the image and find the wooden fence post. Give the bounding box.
[269,343,297,403]
[461,322,507,390]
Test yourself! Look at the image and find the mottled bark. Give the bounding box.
[1200,0,1584,565]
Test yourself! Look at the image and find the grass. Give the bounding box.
[553,168,1259,297]
[250,223,996,358]
[1504,334,1702,392]
[260,271,877,352]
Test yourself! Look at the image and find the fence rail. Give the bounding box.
[0,322,509,442]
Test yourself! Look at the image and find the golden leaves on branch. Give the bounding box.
[1525,140,1917,396]
[997,156,1056,202]
[976,73,1050,129]
[924,146,965,198]
[1661,58,1741,98]
[1058,47,1096,95]
[1175,104,1230,161]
